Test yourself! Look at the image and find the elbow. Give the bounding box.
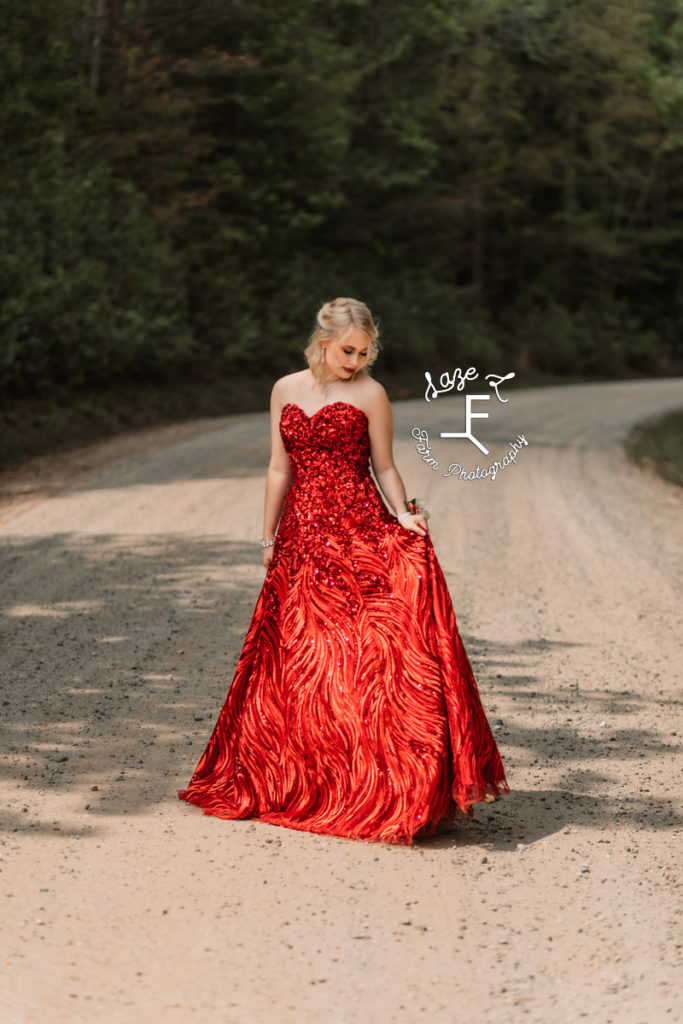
[270,463,292,487]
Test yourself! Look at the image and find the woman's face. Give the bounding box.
[321,328,370,380]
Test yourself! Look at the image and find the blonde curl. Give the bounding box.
[304,297,380,384]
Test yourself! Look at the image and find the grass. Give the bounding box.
[625,408,683,489]
[0,375,275,471]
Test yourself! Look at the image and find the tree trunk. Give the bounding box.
[90,0,106,92]
[469,17,485,311]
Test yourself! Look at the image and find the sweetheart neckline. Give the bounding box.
[281,401,368,424]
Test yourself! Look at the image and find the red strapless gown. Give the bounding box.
[178,401,510,844]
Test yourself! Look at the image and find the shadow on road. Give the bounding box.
[2,536,681,844]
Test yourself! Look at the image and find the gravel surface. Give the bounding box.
[1,379,682,1024]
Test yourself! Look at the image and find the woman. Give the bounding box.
[178,297,510,844]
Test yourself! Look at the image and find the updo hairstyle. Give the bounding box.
[304,297,380,383]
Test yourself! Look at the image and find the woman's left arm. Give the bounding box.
[366,386,428,536]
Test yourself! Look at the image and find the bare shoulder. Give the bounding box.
[271,370,308,403]
[357,375,391,415]
[272,369,308,393]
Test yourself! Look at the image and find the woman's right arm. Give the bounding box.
[262,381,293,568]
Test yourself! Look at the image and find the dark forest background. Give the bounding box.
[2,0,683,419]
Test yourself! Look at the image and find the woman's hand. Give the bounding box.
[399,513,429,536]
[262,544,275,569]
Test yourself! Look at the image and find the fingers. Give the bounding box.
[396,513,429,536]
[402,517,428,535]
[414,514,428,534]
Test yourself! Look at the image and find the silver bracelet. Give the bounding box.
[397,511,412,521]
[260,536,276,548]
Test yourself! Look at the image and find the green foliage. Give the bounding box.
[1,0,682,404]
[0,141,192,393]
[0,0,192,397]
[627,408,683,489]
[506,297,668,377]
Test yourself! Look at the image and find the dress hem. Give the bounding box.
[177,778,511,846]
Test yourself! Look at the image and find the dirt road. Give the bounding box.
[1,379,682,1024]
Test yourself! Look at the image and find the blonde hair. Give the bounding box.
[304,297,380,383]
